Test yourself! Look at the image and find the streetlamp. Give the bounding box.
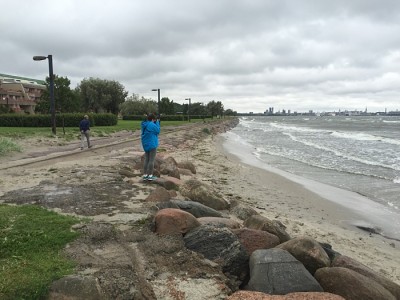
[185,98,191,122]
[151,88,160,115]
[33,55,56,134]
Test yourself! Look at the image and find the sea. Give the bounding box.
[222,115,400,240]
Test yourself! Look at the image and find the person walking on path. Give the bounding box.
[141,113,160,181]
[79,114,92,150]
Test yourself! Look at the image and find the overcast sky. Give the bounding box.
[2,0,400,113]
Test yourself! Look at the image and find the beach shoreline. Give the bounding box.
[205,132,400,284]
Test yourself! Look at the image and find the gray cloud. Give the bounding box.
[1,0,400,112]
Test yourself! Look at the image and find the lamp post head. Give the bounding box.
[33,56,48,61]
[151,89,159,92]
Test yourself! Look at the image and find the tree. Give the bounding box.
[119,94,157,116]
[224,108,237,116]
[36,75,79,113]
[183,102,207,115]
[76,78,128,114]
[207,100,224,117]
[159,97,175,115]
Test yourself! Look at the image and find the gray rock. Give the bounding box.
[230,203,259,221]
[247,249,323,295]
[171,200,223,217]
[180,179,229,210]
[184,225,249,283]
[319,242,342,262]
[315,267,396,300]
[48,275,105,300]
[177,161,197,174]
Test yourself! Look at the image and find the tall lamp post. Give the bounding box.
[151,88,160,115]
[185,98,191,122]
[33,55,56,135]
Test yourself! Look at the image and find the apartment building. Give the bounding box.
[0,73,46,114]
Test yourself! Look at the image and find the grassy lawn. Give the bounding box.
[0,119,205,155]
[0,205,82,300]
[0,119,203,139]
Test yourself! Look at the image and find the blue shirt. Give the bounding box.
[141,120,160,152]
[79,119,90,132]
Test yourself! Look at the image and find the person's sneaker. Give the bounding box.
[80,147,84,150]
[147,175,158,181]
[142,175,149,181]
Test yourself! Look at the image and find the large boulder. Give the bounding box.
[177,161,197,174]
[180,179,229,210]
[233,228,280,256]
[171,199,223,218]
[198,217,241,229]
[244,215,290,243]
[145,186,171,202]
[184,225,249,283]
[247,249,323,295]
[332,255,400,299]
[153,176,181,190]
[275,237,330,275]
[153,208,200,235]
[230,203,259,221]
[319,242,341,262]
[160,156,180,179]
[227,291,345,299]
[315,267,396,300]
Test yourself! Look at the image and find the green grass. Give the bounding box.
[0,119,211,155]
[0,205,81,299]
[0,119,204,139]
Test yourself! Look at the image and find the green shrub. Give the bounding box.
[0,113,117,127]
[122,114,212,121]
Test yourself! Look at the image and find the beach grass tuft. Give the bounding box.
[0,137,22,155]
[0,204,82,299]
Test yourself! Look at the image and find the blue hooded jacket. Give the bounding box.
[141,119,160,152]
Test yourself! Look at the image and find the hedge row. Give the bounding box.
[0,113,117,127]
[122,115,213,121]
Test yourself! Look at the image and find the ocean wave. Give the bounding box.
[388,202,399,210]
[253,146,393,181]
[331,131,400,145]
[282,132,400,172]
[269,122,328,133]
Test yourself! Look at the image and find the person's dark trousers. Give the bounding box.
[144,148,157,175]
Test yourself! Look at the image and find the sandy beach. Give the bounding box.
[170,127,400,285]
[0,119,399,297]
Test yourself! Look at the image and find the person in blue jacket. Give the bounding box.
[141,113,160,181]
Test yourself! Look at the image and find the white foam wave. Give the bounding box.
[331,131,400,145]
[269,122,328,134]
[383,120,400,123]
[284,132,400,171]
[388,202,399,210]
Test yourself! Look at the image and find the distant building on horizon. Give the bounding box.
[0,73,46,114]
